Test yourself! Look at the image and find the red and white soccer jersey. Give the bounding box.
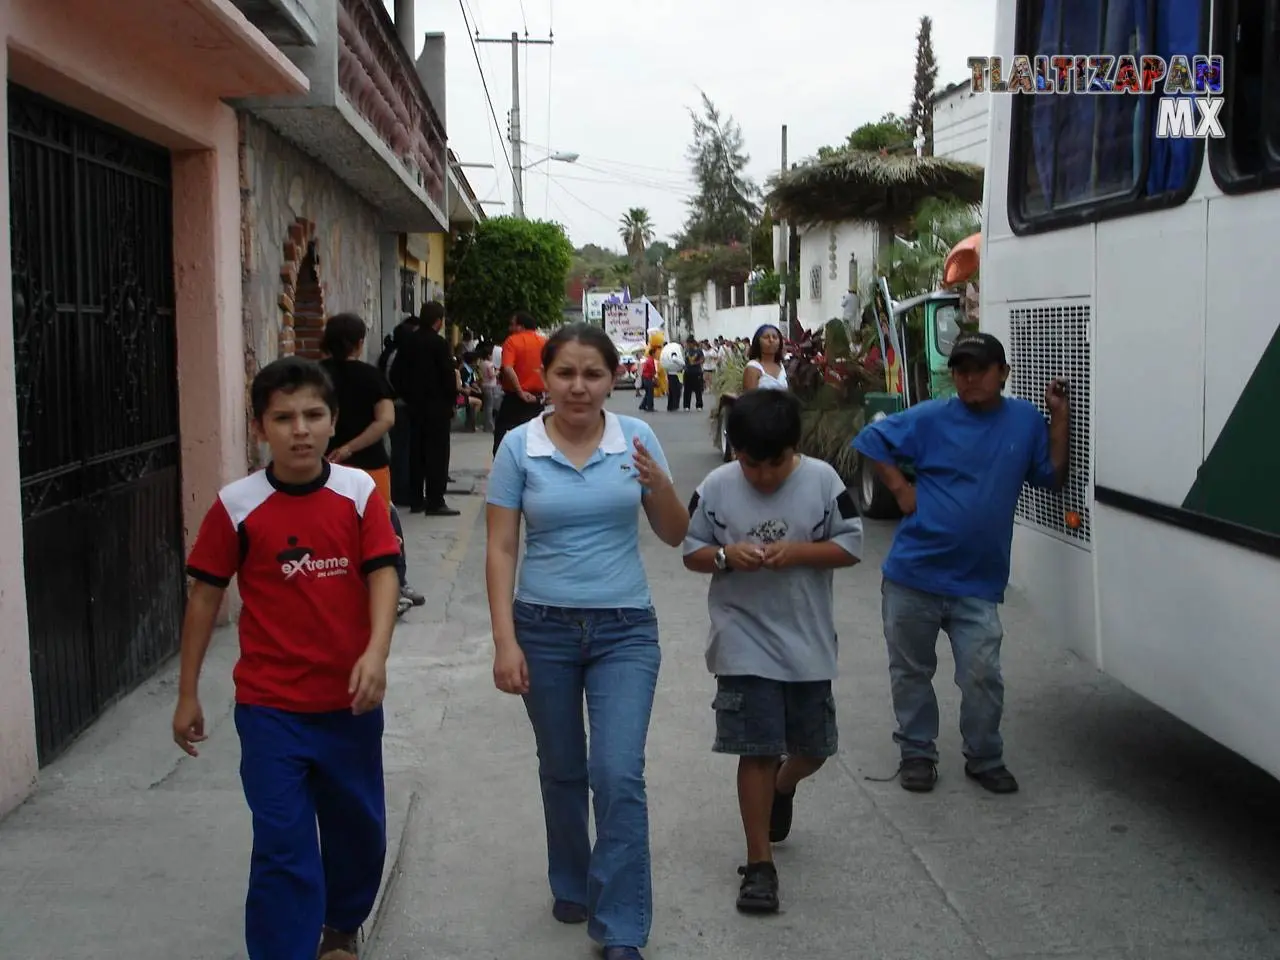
[186,462,401,712]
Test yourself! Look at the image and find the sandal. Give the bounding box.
[735,861,779,913]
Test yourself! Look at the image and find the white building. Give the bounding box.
[932,79,991,166]
[687,278,782,342]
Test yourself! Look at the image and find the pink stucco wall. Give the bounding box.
[0,4,38,818]
[0,0,305,815]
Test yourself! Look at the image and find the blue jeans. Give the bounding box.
[881,578,1005,773]
[235,705,386,959]
[514,599,660,948]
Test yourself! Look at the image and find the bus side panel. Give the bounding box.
[1095,506,1280,781]
[1009,530,1098,665]
[984,78,1099,667]
[1204,195,1280,460]
[1094,204,1207,503]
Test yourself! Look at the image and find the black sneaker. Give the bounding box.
[551,899,588,924]
[900,757,938,792]
[769,785,795,843]
[422,503,461,517]
[965,764,1019,793]
[736,861,779,913]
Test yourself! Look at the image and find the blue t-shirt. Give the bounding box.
[852,396,1057,603]
[486,411,670,608]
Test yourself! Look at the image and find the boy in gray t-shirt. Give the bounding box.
[683,389,862,915]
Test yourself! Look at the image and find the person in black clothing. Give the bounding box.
[389,300,459,516]
[682,335,705,410]
[379,315,419,505]
[319,312,425,613]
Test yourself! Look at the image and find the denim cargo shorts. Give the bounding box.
[711,674,837,757]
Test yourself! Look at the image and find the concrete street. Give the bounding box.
[3,395,1280,959]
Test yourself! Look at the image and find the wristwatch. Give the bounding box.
[714,546,730,571]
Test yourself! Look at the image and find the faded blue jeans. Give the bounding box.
[881,578,1006,773]
[513,599,661,948]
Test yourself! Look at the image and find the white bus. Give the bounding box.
[983,0,1280,778]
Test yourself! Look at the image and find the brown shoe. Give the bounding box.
[318,927,359,960]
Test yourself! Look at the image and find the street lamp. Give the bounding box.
[525,151,579,169]
[515,151,578,217]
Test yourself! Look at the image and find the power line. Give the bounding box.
[553,170,694,196]
[543,0,553,218]
[520,138,692,177]
[460,0,503,205]
[457,0,518,203]
[572,160,692,191]
[550,179,616,224]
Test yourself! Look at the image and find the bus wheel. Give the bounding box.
[855,453,900,519]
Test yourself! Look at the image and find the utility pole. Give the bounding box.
[476,31,553,218]
[778,124,788,333]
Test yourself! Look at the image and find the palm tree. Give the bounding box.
[619,208,655,263]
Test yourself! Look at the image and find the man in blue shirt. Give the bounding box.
[853,332,1069,794]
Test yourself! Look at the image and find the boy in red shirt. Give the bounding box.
[171,356,402,960]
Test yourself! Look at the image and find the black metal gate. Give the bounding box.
[7,85,185,764]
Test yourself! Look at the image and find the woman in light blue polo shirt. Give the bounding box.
[486,322,688,960]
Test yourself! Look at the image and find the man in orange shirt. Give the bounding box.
[492,311,547,454]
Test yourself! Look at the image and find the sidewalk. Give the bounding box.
[0,431,494,960]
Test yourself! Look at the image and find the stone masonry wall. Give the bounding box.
[239,112,382,365]
[239,113,383,466]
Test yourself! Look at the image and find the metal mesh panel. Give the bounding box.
[1007,303,1092,547]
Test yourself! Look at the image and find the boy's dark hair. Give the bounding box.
[462,351,478,364]
[542,322,620,372]
[513,310,539,330]
[726,389,802,461]
[320,312,367,359]
[250,357,337,421]
[420,300,445,325]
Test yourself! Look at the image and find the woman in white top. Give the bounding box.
[741,324,788,391]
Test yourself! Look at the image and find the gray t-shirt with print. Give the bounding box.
[683,456,863,682]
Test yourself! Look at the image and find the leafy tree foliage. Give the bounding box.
[817,114,912,159]
[908,16,938,155]
[445,217,573,340]
[619,208,655,262]
[680,94,759,247]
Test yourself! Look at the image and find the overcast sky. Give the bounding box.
[405,0,997,250]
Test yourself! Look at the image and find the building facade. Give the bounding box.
[0,0,307,814]
[0,0,485,815]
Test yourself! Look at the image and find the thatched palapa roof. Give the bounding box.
[766,149,984,227]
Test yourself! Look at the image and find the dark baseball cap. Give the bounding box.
[948,331,1006,367]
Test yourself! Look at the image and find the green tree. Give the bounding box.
[877,197,979,300]
[908,16,938,155]
[681,93,759,247]
[445,217,573,340]
[611,261,634,286]
[619,208,655,263]
[645,240,674,266]
[816,114,912,159]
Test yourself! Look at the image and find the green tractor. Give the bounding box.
[851,275,968,519]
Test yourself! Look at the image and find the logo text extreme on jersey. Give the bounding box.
[275,536,351,580]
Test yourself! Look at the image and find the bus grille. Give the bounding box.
[1007,303,1092,547]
